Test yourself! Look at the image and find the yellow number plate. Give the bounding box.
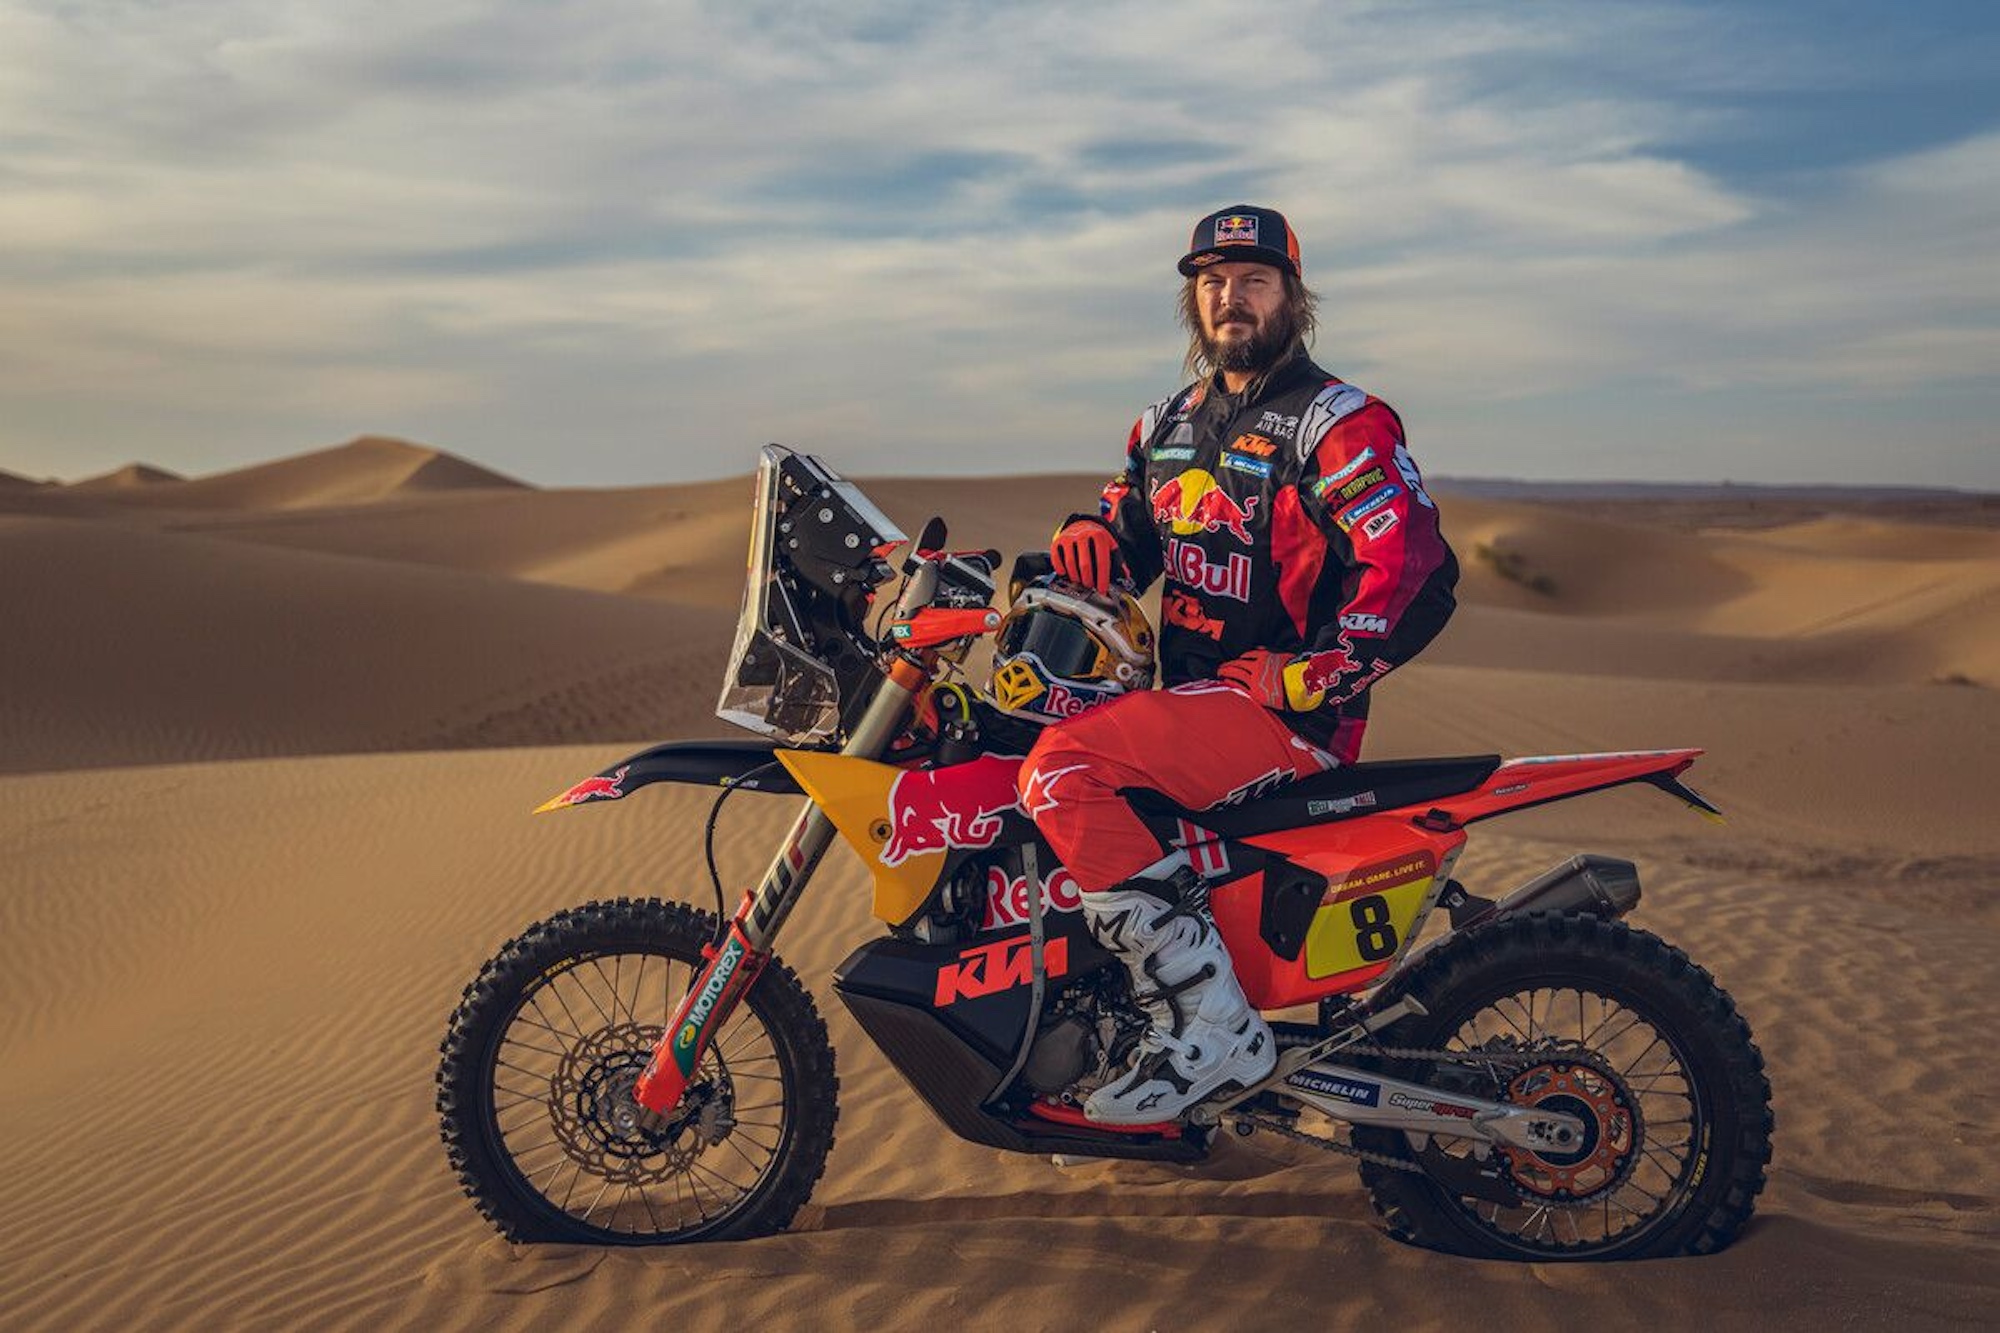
[1303,856,1435,980]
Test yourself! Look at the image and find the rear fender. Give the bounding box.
[534,739,803,813]
[1433,749,1715,828]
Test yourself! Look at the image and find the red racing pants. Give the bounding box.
[1017,681,1362,891]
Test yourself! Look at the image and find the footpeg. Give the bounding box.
[1188,995,1429,1126]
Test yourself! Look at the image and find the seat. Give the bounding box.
[1124,754,1501,839]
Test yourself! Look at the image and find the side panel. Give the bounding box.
[1212,816,1467,1008]
[780,750,1032,925]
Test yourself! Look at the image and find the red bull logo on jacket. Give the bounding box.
[1167,537,1252,601]
[1151,469,1259,544]
[879,754,1024,867]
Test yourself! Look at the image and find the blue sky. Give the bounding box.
[2,0,1995,488]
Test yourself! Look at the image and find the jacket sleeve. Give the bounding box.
[1281,399,1458,712]
[1062,400,1168,593]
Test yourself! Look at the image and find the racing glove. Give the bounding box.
[1217,649,1324,712]
[1050,519,1118,594]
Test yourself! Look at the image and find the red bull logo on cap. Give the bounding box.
[1216,214,1258,244]
[1151,469,1260,545]
[879,754,1024,867]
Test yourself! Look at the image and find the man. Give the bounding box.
[1021,205,1458,1124]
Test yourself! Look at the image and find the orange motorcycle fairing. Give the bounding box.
[1211,816,1467,1009]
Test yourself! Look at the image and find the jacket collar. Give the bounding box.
[1206,347,1321,412]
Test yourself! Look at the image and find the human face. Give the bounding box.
[1194,261,1293,379]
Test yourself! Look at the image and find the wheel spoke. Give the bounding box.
[444,914,834,1245]
[1402,972,1723,1256]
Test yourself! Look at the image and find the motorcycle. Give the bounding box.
[436,445,1774,1260]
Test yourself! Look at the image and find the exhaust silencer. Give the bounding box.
[1488,854,1641,922]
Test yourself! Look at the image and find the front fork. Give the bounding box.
[632,661,924,1115]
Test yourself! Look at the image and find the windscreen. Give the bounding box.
[715,446,904,745]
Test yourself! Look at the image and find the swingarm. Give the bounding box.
[1277,1061,1586,1154]
[1191,994,1584,1155]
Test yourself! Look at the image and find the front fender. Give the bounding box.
[534,738,804,813]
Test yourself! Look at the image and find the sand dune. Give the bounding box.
[68,461,184,490]
[0,751,1991,1330]
[0,449,1994,1330]
[77,435,529,511]
[0,466,53,489]
[0,514,728,773]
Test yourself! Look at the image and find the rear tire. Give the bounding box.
[1354,911,1772,1259]
[437,897,837,1244]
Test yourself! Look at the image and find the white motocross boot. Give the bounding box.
[1082,863,1276,1124]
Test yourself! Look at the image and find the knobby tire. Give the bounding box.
[436,897,838,1245]
[1353,910,1773,1260]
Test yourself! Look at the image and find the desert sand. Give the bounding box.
[1,437,1994,1331]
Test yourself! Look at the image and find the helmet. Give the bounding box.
[987,577,1155,724]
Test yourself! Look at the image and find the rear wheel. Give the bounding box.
[1354,911,1772,1259]
[437,898,837,1244]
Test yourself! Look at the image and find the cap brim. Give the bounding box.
[1178,245,1298,277]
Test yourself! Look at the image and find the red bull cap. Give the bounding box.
[1179,205,1302,277]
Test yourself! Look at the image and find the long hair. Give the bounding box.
[1178,270,1320,381]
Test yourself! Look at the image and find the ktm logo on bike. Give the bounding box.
[933,933,1070,1007]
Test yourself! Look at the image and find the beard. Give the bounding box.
[1202,305,1297,375]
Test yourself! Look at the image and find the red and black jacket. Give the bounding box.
[1087,351,1458,758]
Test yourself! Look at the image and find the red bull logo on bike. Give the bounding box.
[982,864,1085,930]
[1167,537,1252,601]
[1151,470,1259,544]
[879,754,1024,867]
[934,932,1071,1007]
[536,764,633,812]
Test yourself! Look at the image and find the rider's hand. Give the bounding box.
[1217,649,1321,712]
[1050,520,1117,594]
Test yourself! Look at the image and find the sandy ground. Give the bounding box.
[1,438,1994,1330]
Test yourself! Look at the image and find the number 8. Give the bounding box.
[1350,894,1399,962]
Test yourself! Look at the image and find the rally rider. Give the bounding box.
[1022,205,1459,1124]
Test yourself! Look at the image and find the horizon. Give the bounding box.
[3,1,1996,490]
[9,433,1994,497]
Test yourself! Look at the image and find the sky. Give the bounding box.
[2,0,1996,489]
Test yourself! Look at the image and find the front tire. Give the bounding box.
[1354,911,1772,1260]
[437,897,838,1244]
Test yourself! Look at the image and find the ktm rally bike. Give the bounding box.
[437,445,1774,1260]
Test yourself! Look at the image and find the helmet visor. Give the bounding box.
[997,608,1103,679]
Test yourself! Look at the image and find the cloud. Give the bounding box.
[0,0,1993,486]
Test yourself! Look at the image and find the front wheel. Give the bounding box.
[1354,911,1773,1260]
[437,897,838,1244]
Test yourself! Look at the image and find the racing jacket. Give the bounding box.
[1085,350,1458,757]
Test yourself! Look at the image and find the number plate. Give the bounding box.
[1303,853,1435,980]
